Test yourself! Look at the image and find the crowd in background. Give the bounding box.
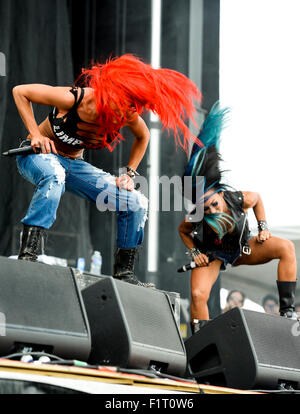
[222,289,300,317]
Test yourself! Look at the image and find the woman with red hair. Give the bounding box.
[13,54,201,287]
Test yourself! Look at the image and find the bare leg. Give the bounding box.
[234,236,297,318]
[190,259,222,321]
[233,236,297,282]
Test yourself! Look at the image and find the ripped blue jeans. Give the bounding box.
[16,153,148,248]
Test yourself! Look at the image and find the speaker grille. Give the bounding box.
[116,283,184,353]
[243,311,300,370]
[0,258,88,336]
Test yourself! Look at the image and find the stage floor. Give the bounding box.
[0,359,262,395]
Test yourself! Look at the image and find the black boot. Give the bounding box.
[113,248,155,288]
[190,319,210,334]
[18,225,44,262]
[277,280,298,320]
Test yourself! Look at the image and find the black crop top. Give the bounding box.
[48,87,87,149]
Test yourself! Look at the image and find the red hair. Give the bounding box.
[76,54,202,152]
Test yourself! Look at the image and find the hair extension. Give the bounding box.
[75,54,202,151]
[182,101,230,203]
[182,101,237,238]
[204,212,236,240]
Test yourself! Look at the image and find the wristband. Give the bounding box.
[187,247,201,260]
[126,166,140,179]
[258,220,269,232]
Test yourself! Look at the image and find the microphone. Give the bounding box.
[177,253,215,273]
[2,146,34,157]
[177,261,198,273]
[2,140,40,157]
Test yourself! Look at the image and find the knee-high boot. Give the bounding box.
[18,224,44,262]
[276,280,298,320]
[113,247,155,288]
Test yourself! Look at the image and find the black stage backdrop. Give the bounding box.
[0,0,221,326]
[0,0,92,265]
[68,0,153,278]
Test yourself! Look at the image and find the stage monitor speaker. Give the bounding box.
[185,307,300,390]
[0,257,91,361]
[82,277,187,377]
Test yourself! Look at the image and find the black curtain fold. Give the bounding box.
[69,0,152,276]
[0,0,92,265]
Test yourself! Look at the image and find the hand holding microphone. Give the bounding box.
[177,249,214,273]
[2,136,57,157]
[177,261,198,273]
[30,135,57,154]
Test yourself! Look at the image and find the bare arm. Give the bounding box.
[12,84,74,153]
[242,191,266,220]
[125,114,150,170]
[116,114,150,191]
[242,191,271,242]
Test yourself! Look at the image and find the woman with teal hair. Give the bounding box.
[179,102,298,334]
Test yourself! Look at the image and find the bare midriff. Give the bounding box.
[27,117,85,159]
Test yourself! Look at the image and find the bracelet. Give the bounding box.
[258,220,269,232]
[187,247,201,260]
[126,166,140,179]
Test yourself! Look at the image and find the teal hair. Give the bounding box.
[183,101,230,203]
[204,212,237,240]
[197,101,230,151]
